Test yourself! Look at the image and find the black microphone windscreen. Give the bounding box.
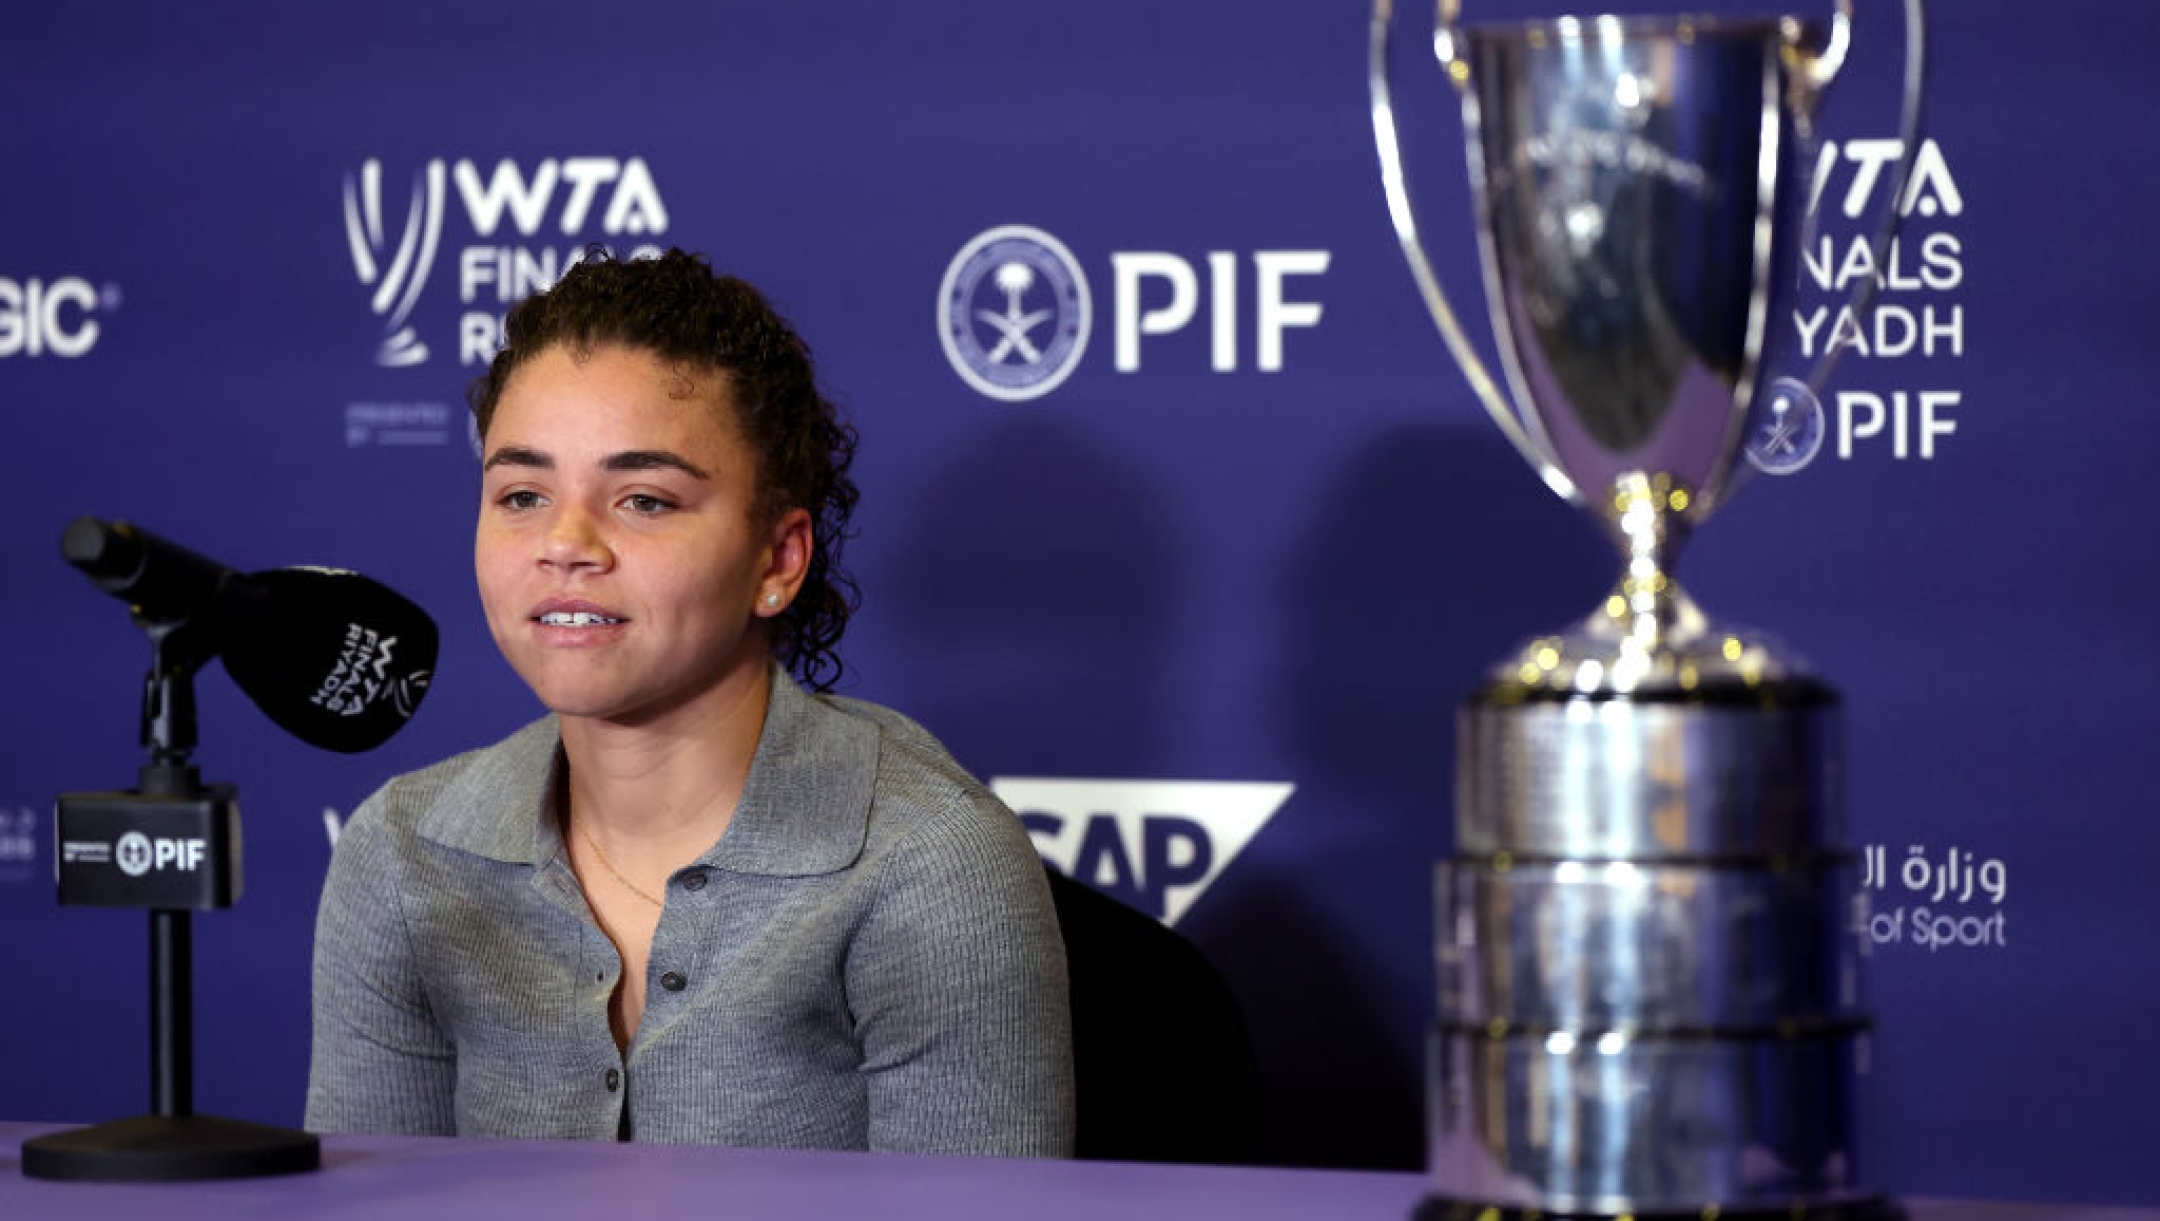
[217,568,438,754]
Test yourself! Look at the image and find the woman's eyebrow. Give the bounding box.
[601,449,711,480]
[480,446,711,481]
[483,444,551,471]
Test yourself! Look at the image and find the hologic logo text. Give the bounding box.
[0,277,116,359]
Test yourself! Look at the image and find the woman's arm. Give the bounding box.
[849,797,1076,1157]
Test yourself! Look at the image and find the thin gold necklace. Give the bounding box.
[577,821,664,909]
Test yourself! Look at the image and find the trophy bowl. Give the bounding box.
[1372,1,1925,1216]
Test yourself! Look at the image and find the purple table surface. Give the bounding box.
[4,1122,2154,1221]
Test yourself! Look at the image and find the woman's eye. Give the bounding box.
[623,494,674,515]
[498,489,544,511]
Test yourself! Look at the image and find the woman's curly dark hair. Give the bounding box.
[469,247,860,691]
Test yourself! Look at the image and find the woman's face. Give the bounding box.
[475,342,808,727]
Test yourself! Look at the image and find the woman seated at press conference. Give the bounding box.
[304,248,1075,1155]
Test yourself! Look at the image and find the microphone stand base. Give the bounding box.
[21,1114,321,1181]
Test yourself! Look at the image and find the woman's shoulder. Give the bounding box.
[344,717,558,842]
[814,694,988,801]
[805,692,1028,859]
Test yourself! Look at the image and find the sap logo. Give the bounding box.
[0,277,113,359]
[1808,138,1962,220]
[992,778,1293,926]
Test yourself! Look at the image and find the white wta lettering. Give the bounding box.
[309,624,397,716]
[1807,138,1962,220]
[451,158,669,238]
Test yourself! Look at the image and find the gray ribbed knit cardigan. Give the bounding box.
[304,669,1074,1156]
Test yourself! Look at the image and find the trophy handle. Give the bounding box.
[1793,0,1930,399]
[1368,0,1574,500]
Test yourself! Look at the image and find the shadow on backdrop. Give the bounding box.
[883,416,1270,1159]
[1199,422,1609,1170]
[880,415,1173,777]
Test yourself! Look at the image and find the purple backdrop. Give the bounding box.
[3,0,2154,1205]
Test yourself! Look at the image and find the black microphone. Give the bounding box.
[64,517,437,754]
[62,517,236,624]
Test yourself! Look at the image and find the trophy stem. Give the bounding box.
[1587,471,1704,686]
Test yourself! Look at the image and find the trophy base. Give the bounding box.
[1413,1196,1905,1221]
[1435,678,1882,1213]
[1456,676,1842,860]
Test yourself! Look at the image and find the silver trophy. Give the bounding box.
[1370,0,1924,1216]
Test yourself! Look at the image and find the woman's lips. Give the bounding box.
[530,598,629,639]
[537,610,624,626]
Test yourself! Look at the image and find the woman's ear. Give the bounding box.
[754,507,814,617]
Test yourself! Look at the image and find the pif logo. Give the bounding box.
[938,223,1331,401]
[939,226,1091,401]
[113,831,205,877]
[115,831,153,877]
[1752,137,1967,475]
[992,777,1292,926]
[0,276,116,358]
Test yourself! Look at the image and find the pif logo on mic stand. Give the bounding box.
[58,795,235,909]
[114,831,154,876]
[110,831,207,877]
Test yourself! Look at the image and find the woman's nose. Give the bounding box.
[540,506,610,570]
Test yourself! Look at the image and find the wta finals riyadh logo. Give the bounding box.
[342,159,446,368]
[939,225,1090,402]
[1745,376,1828,476]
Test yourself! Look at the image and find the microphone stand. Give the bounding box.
[22,616,320,1181]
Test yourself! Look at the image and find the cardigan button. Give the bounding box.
[680,870,709,892]
[659,971,687,992]
[604,1068,621,1092]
